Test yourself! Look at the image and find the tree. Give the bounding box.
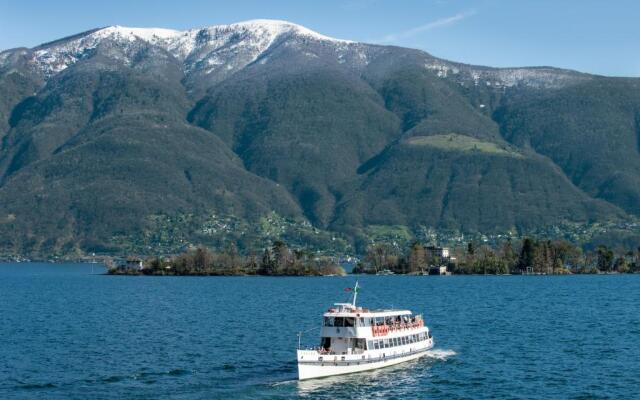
[193,247,214,273]
[272,240,290,274]
[500,239,518,273]
[596,245,614,272]
[364,243,394,273]
[518,238,535,273]
[551,240,581,272]
[259,248,275,275]
[614,256,629,273]
[461,241,477,274]
[467,242,476,256]
[218,242,241,274]
[407,242,426,273]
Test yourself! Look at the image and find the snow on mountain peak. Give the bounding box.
[223,19,353,44]
[27,19,352,77]
[97,26,183,42]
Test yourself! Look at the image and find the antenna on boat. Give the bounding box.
[352,280,359,307]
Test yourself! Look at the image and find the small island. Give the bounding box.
[107,237,640,276]
[107,240,347,276]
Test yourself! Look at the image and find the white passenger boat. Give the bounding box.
[296,281,434,380]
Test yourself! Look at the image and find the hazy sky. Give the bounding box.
[1,0,638,76]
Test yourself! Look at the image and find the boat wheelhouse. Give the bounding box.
[297,281,433,380]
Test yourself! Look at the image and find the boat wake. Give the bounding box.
[423,348,457,361]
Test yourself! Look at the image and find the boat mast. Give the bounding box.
[352,280,359,307]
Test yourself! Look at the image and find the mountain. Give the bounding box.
[0,20,638,256]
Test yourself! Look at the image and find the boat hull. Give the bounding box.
[297,341,434,380]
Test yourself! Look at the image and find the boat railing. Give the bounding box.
[371,319,424,336]
[300,347,365,356]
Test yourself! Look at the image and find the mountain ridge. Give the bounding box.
[0,20,638,256]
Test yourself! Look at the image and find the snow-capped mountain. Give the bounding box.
[1,19,587,92]
[21,20,352,79]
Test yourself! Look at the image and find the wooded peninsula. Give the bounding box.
[107,238,640,276]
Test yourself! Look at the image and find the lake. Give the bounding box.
[1,263,639,399]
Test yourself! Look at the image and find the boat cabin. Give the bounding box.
[316,302,427,355]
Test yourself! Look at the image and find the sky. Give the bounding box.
[1,0,638,77]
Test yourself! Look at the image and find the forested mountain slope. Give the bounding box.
[0,20,637,256]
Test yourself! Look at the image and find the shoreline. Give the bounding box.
[1,261,636,276]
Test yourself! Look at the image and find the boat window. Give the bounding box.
[383,339,390,348]
[367,340,373,350]
[392,338,398,347]
[373,340,380,350]
[401,336,406,345]
[354,338,366,350]
[320,337,331,350]
[324,317,335,327]
[333,317,344,327]
[344,317,355,327]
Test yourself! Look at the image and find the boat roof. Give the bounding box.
[323,303,413,318]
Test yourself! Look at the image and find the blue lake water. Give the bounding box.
[1,263,639,399]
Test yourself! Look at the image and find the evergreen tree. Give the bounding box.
[518,238,535,273]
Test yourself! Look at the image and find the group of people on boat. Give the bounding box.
[323,314,423,328]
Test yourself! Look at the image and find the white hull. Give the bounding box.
[297,340,433,380]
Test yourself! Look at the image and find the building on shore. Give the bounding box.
[424,246,453,275]
[425,246,450,260]
[428,265,451,276]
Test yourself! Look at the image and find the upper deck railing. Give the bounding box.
[371,316,424,336]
